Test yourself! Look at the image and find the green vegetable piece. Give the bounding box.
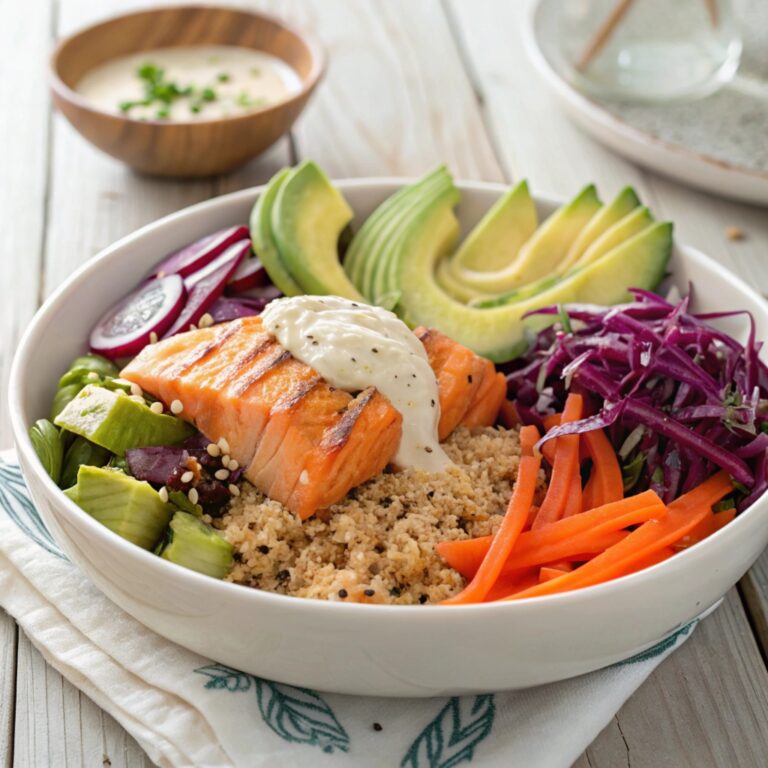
[29,419,63,484]
[54,384,194,456]
[201,87,216,102]
[622,453,646,493]
[168,489,203,518]
[66,465,173,550]
[155,511,234,579]
[58,353,118,389]
[60,436,111,489]
[51,383,82,421]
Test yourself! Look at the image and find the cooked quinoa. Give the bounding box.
[210,426,545,604]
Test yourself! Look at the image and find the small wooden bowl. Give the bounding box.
[50,5,324,177]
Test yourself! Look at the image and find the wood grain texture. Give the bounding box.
[575,591,768,767]
[0,611,17,768]
[0,0,52,451]
[13,632,154,768]
[741,549,768,659]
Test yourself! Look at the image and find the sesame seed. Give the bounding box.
[170,399,183,415]
[206,443,221,457]
[86,371,99,381]
[215,468,230,481]
[181,471,194,483]
[188,487,199,505]
[150,401,164,414]
[130,395,145,404]
[129,383,142,397]
[228,458,239,471]
[113,378,132,387]
[218,437,230,454]
[149,331,159,344]
[199,313,214,328]
[228,483,240,496]
[299,470,309,485]
[221,454,231,467]
[158,487,169,503]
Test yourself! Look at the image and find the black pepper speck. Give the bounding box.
[373,722,383,732]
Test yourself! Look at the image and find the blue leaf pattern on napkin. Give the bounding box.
[400,695,496,768]
[0,461,66,560]
[196,663,350,754]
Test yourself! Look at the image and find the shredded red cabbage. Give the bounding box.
[506,288,768,510]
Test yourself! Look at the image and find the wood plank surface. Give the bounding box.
[0,611,17,768]
[1,0,767,766]
[0,0,52,450]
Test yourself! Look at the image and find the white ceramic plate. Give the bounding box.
[526,0,768,206]
[9,179,768,697]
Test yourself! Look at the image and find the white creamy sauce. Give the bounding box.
[76,46,302,121]
[262,296,453,473]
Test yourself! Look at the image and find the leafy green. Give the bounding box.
[29,419,64,484]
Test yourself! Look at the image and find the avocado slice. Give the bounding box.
[349,167,452,300]
[394,190,672,361]
[271,161,361,300]
[558,187,641,273]
[573,206,654,269]
[434,185,602,302]
[250,168,302,297]
[54,384,194,456]
[451,180,538,273]
[155,511,234,579]
[65,465,173,549]
[370,174,459,306]
[344,169,446,290]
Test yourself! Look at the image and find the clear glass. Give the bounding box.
[552,0,742,102]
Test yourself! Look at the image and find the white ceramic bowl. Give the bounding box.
[9,180,768,697]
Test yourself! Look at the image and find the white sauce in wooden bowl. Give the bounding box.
[76,45,302,122]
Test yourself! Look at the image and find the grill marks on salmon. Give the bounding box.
[122,316,504,519]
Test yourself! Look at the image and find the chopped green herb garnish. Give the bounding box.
[201,87,217,102]
[250,67,262,77]
[190,103,202,114]
[156,107,170,119]
[217,72,231,83]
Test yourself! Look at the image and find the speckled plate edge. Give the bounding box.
[525,0,768,206]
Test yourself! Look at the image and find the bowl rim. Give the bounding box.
[49,3,325,127]
[9,177,768,618]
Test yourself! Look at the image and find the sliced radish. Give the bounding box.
[232,284,282,302]
[163,240,250,337]
[208,296,276,324]
[90,275,185,359]
[226,257,267,295]
[153,225,249,278]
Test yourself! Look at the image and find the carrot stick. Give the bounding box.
[438,490,663,578]
[484,569,539,601]
[542,413,562,431]
[499,399,520,429]
[540,565,571,582]
[506,471,733,600]
[623,545,676,573]
[441,425,541,605]
[582,428,623,509]
[675,508,735,549]
[563,466,583,518]
[532,394,584,529]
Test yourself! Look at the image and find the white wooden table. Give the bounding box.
[2,1,768,765]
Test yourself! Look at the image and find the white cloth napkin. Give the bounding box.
[0,452,702,768]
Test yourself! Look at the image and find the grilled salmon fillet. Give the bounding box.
[122,316,503,518]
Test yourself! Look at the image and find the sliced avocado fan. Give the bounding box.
[250,168,303,297]
[271,160,362,300]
